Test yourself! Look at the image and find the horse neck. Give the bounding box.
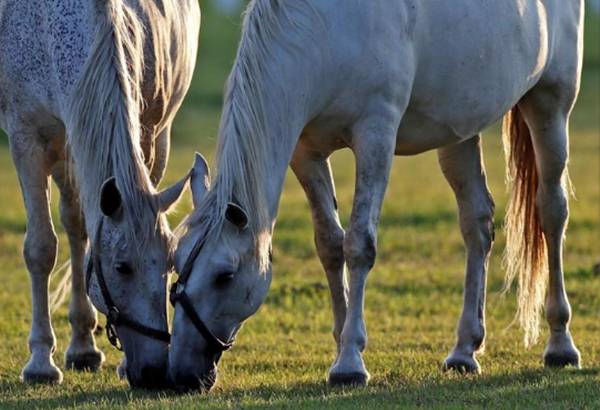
[215,37,322,237]
[65,0,153,234]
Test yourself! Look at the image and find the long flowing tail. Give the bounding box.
[502,106,548,347]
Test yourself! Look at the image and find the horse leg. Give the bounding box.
[519,90,580,368]
[328,116,399,386]
[438,136,494,374]
[291,145,348,355]
[9,128,61,384]
[150,125,171,186]
[51,165,105,372]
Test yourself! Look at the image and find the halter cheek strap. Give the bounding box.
[169,232,234,353]
[86,217,171,350]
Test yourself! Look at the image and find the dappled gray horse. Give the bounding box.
[0,0,199,387]
[169,0,583,390]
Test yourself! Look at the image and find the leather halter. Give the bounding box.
[86,217,171,350]
[169,230,234,353]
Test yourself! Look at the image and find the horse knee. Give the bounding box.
[315,223,345,271]
[344,226,376,273]
[68,299,97,332]
[461,197,495,255]
[24,229,58,277]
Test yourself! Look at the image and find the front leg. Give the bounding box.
[52,166,105,372]
[438,136,494,374]
[9,128,62,384]
[291,145,348,355]
[328,117,399,386]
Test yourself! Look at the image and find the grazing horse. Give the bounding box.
[169,0,584,390]
[0,0,199,387]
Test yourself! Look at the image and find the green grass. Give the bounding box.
[0,4,599,409]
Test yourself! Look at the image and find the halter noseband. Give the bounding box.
[85,217,171,350]
[169,231,234,353]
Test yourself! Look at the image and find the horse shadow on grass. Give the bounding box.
[1,367,599,409]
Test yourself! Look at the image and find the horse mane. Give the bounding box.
[186,0,320,270]
[65,0,159,244]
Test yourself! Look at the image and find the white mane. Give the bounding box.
[187,0,320,269]
[64,0,159,243]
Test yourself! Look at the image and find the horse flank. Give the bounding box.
[64,0,157,242]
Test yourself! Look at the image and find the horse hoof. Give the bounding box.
[443,353,481,374]
[544,350,581,368]
[328,371,369,387]
[65,349,105,372]
[544,334,581,369]
[21,360,63,384]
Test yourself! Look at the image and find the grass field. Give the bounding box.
[0,3,599,409]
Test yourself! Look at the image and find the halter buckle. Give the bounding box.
[106,322,123,351]
[108,306,121,324]
[169,282,185,306]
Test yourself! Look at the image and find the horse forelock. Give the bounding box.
[65,0,159,249]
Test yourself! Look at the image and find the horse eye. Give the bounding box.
[115,262,133,275]
[215,272,235,286]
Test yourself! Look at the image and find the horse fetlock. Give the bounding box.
[545,297,571,330]
[21,352,63,384]
[544,332,580,369]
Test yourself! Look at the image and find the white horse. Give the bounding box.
[0,0,199,387]
[170,0,584,390]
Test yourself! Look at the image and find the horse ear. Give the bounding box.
[225,202,249,230]
[191,152,210,209]
[100,177,123,218]
[157,174,189,213]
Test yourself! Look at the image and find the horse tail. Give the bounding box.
[502,106,547,347]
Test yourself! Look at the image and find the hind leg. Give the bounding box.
[438,136,494,374]
[9,128,62,383]
[520,88,580,368]
[52,165,105,372]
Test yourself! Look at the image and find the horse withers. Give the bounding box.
[169,0,584,390]
[0,0,200,388]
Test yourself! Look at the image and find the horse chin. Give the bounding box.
[168,345,220,393]
[169,365,218,393]
[119,327,170,390]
